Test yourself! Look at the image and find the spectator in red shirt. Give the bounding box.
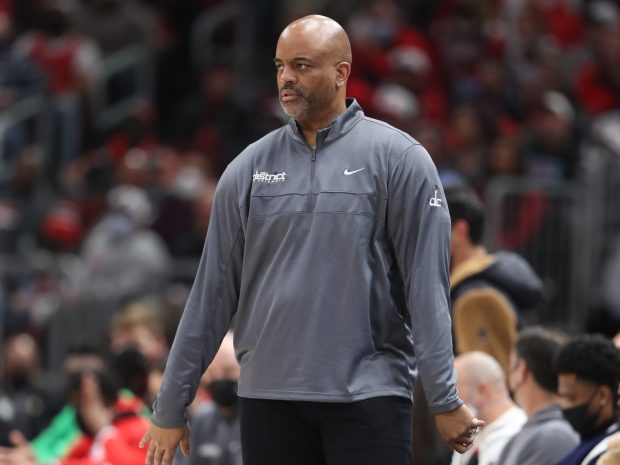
[0,368,148,465]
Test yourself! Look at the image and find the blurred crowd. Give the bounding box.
[1,0,620,464]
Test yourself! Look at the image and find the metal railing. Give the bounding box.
[0,45,155,178]
[90,45,155,133]
[484,116,620,332]
[0,95,50,180]
[484,177,593,332]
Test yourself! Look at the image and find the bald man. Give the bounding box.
[141,15,481,465]
[451,352,526,465]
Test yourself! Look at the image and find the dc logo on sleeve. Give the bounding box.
[429,187,442,207]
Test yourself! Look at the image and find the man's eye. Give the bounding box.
[297,64,308,70]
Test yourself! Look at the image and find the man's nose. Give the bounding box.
[279,65,297,84]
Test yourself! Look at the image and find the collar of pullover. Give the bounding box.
[287,98,364,147]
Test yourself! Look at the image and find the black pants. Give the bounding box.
[239,396,413,465]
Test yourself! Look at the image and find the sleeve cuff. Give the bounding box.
[428,398,463,415]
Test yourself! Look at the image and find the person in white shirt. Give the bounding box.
[451,351,527,465]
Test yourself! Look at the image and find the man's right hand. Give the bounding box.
[139,421,190,465]
[433,404,485,454]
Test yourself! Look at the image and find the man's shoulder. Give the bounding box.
[223,126,289,177]
[239,126,289,158]
[520,416,579,446]
[356,116,419,147]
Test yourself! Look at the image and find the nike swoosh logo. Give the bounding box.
[344,168,365,175]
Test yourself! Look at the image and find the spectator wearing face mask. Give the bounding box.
[497,327,578,465]
[176,332,241,465]
[554,334,620,465]
[450,351,526,465]
[0,348,148,465]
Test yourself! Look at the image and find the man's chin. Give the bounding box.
[280,101,306,120]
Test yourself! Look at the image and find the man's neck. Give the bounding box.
[482,398,516,425]
[451,244,487,271]
[298,99,347,148]
[519,385,558,418]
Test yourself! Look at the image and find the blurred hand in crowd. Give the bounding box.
[0,430,40,465]
[76,372,114,436]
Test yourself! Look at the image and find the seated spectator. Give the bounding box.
[176,332,241,465]
[450,351,526,465]
[0,346,148,465]
[555,334,620,465]
[0,333,63,439]
[80,184,170,303]
[59,184,170,343]
[109,300,169,369]
[0,368,148,465]
[497,326,579,465]
[446,185,544,375]
[30,345,107,464]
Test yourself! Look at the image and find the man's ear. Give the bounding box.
[598,384,613,409]
[452,219,470,243]
[335,62,351,89]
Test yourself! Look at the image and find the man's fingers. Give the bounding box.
[162,449,174,465]
[472,418,485,428]
[453,441,471,454]
[153,446,165,465]
[139,430,151,449]
[458,433,475,445]
[180,434,191,457]
[145,442,156,465]
[8,430,28,447]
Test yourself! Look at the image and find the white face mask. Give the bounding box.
[102,212,134,241]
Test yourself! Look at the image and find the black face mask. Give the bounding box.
[207,380,238,407]
[10,372,31,391]
[562,392,602,440]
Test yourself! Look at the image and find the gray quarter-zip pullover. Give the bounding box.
[152,99,461,428]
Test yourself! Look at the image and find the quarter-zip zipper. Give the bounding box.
[307,146,317,212]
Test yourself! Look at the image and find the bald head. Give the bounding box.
[455,351,517,423]
[275,15,352,129]
[456,351,506,391]
[279,15,352,64]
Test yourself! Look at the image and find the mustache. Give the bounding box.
[280,84,304,95]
